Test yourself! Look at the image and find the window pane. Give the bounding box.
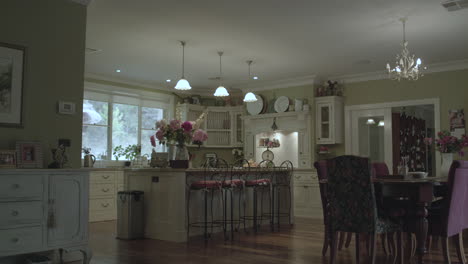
[141,107,164,129]
[83,100,108,125]
[112,103,138,159]
[141,129,166,157]
[82,125,108,159]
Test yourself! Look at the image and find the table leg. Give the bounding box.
[415,203,429,264]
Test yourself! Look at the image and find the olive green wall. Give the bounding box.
[0,0,87,168]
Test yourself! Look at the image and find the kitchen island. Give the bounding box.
[89,167,319,242]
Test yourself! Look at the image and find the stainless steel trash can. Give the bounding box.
[117,191,144,239]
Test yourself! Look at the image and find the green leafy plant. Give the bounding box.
[113,145,124,160]
[122,144,141,161]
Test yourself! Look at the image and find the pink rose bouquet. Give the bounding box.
[424,131,468,156]
[152,118,208,148]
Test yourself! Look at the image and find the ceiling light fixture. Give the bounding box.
[243,60,258,103]
[378,121,385,127]
[366,118,376,125]
[115,69,121,73]
[253,76,259,80]
[213,51,229,97]
[386,18,425,81]
[166,79,171,83]
[174,41,191,90]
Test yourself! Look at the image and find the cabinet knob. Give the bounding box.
[303,186,309,189]
[11,183,20,189]
[11,210,19,217]
[102,188,110,192]
[102,175,110,179]
[101,203,110,208]
[11,238,19,244]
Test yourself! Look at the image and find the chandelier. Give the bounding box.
[386,18,425,81]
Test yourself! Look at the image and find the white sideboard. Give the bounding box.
[0,170,90,263]
[292,170,323,219]
[89,170,124,222]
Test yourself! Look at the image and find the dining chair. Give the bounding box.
[314,160,352,256]
[428,160,468,264]
[327,155,403,264]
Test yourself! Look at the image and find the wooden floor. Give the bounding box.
[86,218,462,264]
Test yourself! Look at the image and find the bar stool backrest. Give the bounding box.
[231,159,250,182]
[257,160,275,182]
[201,157,229,185]
[276,160,293,186]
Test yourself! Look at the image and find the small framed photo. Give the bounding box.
[16,141,43,168]
[58,101,76,115]
[0,150,16,168]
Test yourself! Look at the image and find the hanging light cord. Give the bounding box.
[180,41,186,78]
[218,51,223,86]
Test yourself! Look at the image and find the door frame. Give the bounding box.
[345,98,441,176]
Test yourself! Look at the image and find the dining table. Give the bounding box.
[320,175,448,264]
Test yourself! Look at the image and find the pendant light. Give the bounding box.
[243,60,258,103]
[174,41,191,90]
[213,51,229,97]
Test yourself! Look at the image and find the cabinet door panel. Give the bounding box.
[48,174,88,247]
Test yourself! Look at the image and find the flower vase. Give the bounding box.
[440,153,453,177]
[169,144,189,168]
[167,144,176,161]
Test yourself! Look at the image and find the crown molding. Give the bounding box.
[84,73,243,98]
[332,59,468,84]
[68,0,92,6]
[235,74,316,93]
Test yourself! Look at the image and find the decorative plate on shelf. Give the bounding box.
[274,96,290,113]
[246,95,264,115]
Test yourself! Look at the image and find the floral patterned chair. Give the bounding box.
[327,156,403,264]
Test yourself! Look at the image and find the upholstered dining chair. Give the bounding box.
[327,156,403,264]
[314,160,352,256]
[428,160,468,264]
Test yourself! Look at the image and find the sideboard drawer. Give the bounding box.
[0,226,42,254]
[0,201,43,226]
[90,172,115,183]
[90,197,115,212]
[90,183,115,197]
[0,176,44,201]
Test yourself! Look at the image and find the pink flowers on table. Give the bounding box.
[424,130,468,156]
[151,118,208,147]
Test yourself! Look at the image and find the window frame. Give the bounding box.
[83,82,174,161]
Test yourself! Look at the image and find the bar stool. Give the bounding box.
[186,158,227,242]
[241,160,273,233]
[269,160,293,231]
[215,159,249,240]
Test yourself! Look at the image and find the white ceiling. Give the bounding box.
[85,0,468,93]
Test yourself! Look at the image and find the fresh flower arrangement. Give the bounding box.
[424,131,468,156]
[151,112,208,147]
[82,147,91,155]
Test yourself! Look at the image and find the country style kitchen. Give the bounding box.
[1,1,468,264]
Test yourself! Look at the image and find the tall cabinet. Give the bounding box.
[315,96,344,145]
[0,170,90,263]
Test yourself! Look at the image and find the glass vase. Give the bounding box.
[440,153,453,177]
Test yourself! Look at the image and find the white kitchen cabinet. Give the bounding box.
[179,103,244,148]
[89,170,124,222]
[292,170,322,219]
[0,170,90,263]
[315,96,344,144]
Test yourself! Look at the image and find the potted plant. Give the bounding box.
[121,144,141,167]
[113,145,124,161]
[424,131,468,176]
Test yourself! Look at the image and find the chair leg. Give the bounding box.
[330,231,338,264]
[369,232,377,264]
[441,237,452,264]
[322,226,329,256]
[396,231,404,264]
[276,186,280,230]
[230,189,234,241]
[338,232,345,250]
[355,233,361,264]
[253,188,258,233]
[380,234,388,257]
[345,232,352,248]
[453,233,467,264]
[387,232,396,256]
[270,186,275,231]
[186,190,191,242]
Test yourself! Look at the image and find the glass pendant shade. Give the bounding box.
[366,118,376,125]
[243,92,257,102]
[175,78,191,90]
[378,121,385,127]
[214,86,229,97]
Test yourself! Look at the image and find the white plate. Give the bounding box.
[246,95,264,115]
[274,96,289,113]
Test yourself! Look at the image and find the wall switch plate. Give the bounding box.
[152,176,159,183]
[58,139,71,147]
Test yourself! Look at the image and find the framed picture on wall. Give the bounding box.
[0,150,16,168]
[0,43,25,127]
[16,141,43,168]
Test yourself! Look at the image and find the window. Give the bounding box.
[82,86,173,160]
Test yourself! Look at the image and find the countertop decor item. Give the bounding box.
[16,141,43,168]
[82,147,96,168]
[0,150,16,168]
[246,94,264,115]
[386,17,425,81]
[174,41,191,90]
[274,96,289,113]
[0,43,25,127]
[424,131,468,176]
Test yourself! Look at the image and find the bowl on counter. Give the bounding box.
[407,172,428,178]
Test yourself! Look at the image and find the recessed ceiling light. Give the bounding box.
[166,79,171,83]
[115,69,121,73]
[253,76,259,80]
